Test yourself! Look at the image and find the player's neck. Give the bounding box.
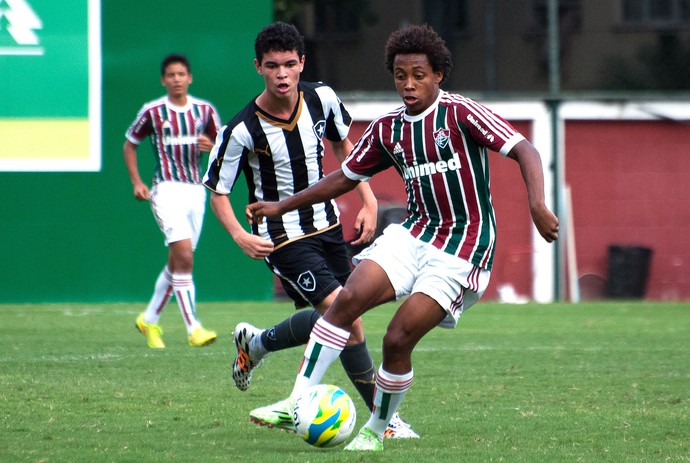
[256,90,298,120]
[168,94,188,107]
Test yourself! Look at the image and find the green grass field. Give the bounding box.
[1,301,688,462]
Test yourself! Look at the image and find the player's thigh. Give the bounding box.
[326,259,396,327]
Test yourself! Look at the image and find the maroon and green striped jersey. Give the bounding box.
[126,96,221,185]
[342,91,525,270]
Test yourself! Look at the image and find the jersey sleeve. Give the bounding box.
[342,119,394,182]
[203,123,249,195]
[125,105,152,145]
[316,85,352,143]
[204,103,222,140]
[456,98,525,157]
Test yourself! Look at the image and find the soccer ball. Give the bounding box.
[293,384,357,448]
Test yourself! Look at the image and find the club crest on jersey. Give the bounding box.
[433,128,450,149]
[313,120,326,140]
[297,271,316,292]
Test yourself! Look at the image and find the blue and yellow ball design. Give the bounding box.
[293,384,357,448]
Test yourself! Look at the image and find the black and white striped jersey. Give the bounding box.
[203,81,352,248]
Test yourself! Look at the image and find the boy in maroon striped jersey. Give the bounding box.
[247,24,559,451]
[124,53,221,348]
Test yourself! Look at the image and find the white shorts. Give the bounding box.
[149,181,206,249]
[353,224,491,328]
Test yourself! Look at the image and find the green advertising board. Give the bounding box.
[0,0,100,171]
[1,0,275,303]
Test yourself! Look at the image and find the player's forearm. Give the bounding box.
[123,143,144,186]
[354,181,377,209]
[279,170,358,213]
[210,193,247,240]
[510,140,547,210]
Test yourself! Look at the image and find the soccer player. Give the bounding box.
[124,53,221,349]
[247,24,560,451]
[203,22,418,438]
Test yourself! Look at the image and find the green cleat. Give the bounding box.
[344,427,384,451]
[249,398,296,432]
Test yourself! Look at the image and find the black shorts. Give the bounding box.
[265,225,351,308]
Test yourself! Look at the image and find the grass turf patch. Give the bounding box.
[1,301,688,462]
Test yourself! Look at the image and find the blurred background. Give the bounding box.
[1,0,688,304]
[279,0,690,94]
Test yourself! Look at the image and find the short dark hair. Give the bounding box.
[384,24,452,84]
[161,53,190,76]
[254,22,305,63]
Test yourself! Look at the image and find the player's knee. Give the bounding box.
[169,246,194,272]
[382,327,413,359]
[325,286,361,326]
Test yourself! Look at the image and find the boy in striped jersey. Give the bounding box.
[247,24,560,451]
[124,53,221,348]
[204,22,417,438]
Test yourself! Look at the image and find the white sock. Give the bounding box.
[144,267,173,324]
[171,272,200,335]
[290,318,350,399]
[366,366,414,436]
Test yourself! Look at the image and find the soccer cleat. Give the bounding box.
[344,427,384,451]
[135,313,165,348]
[232,322,266,391]
[384,413,420,439]
[188,327,217,347]
[249,398,296,432]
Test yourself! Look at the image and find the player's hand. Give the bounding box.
[246,201,282,225]
[235,231,274,259]
[133,182,150,201]
[197,134,215,152]
[350,204,377,246]
[531,205,559,243]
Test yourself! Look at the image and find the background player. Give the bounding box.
[247,24,560,451]
[124,53,221,348]
[203,22,417,438]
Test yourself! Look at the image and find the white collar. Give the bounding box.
[403,90,444,122]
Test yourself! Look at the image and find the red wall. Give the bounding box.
[329,118,690,301]
[565,120,690,300]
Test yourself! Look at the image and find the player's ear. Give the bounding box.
[254,58,262,75]
[435,70,443,84]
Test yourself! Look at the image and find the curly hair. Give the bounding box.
[254,22,305,63]
[161,53,190,76]
[384,24,452,84]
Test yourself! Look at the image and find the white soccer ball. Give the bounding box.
[293,384,357,448]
